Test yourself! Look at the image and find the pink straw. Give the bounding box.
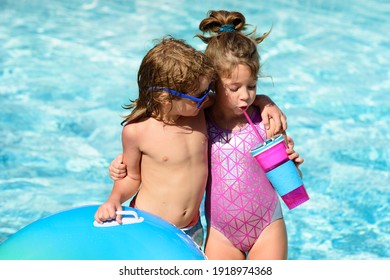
[242,109,264,142]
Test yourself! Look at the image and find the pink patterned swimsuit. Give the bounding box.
[206,108,283,252]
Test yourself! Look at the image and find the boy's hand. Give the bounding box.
[262,103,287,136]
[94,200,123,224]
[253,95,287,137]
[108,153,127,181]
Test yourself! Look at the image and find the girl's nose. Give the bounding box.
[240,88,250,100]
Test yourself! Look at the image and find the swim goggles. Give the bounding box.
[149,84,212,108]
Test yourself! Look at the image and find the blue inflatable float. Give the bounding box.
[0,205,206,260]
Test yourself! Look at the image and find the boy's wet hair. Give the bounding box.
[195,10,270,80]
[122,36,216,125]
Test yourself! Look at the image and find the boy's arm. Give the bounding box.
[108,122,143,181]
[253,94,287,137]
[95,125,141,224]
[120,124,142,194]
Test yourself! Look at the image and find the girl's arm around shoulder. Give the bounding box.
[253,95,287,137]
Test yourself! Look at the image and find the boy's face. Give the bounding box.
[173,76,212,116]
[216,64,257,115]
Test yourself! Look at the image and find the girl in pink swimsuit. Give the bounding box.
[196,10,303,259]
[205,108,283,253]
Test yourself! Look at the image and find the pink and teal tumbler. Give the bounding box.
[250,135,309,210]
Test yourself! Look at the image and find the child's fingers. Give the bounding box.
[117,164,127,173]
[288,151,298,160]
[272,117,283,135]
[94,207,109,224]
[262,114,270,130]
[281,114,287,132]
[115,205,123,224]
[114,153,123,163]
[286,135,294,148]
[109,165,126,175]
[109,163,127,181]
[289,153,304,167]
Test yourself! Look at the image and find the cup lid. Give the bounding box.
[250,134,284,154]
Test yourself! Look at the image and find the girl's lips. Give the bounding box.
[239,106,248,111]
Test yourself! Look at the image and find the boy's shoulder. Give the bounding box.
[122,117,150,140]
[122,116,161,134]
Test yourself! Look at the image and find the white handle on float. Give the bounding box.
[93,210,144,227]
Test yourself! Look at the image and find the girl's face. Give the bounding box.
[216,64,257,115]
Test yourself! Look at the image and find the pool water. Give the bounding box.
[1,0,389,260]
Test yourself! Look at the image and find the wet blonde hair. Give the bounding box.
[195,10,270,80]
[122,36,215,125]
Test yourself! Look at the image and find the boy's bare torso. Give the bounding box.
[123,111,208,228]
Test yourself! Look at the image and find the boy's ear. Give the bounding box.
[158,92,171,104]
